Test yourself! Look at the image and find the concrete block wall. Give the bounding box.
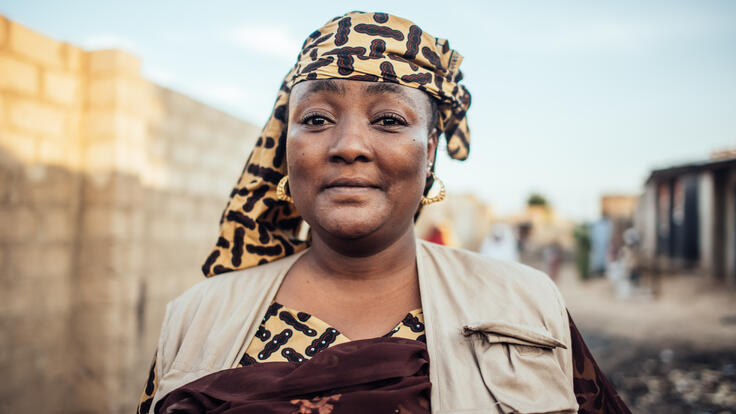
[0,15,85,413]
[0,16,258,413]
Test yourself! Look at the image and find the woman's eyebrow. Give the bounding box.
[364,82,412,103]
[365,82,403,95]
[301,79,345,97]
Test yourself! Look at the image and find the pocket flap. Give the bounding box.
[462,322,567,350]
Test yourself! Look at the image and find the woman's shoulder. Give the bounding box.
[419,240,558,294]
[154,253,305,380]
[166,253,304,321]
[418,240,567,327]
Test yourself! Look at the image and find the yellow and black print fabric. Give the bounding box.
[240,302,426,366]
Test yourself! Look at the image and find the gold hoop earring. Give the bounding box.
[421,172,446,206]
[276,175,293,203]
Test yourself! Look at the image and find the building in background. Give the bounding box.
[506,203,576,260]
[635,151,736,285]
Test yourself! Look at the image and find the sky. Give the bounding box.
[3,0,735,220]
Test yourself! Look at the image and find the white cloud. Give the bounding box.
[223,23,302,60]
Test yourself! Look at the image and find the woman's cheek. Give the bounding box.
[286,135,311,173]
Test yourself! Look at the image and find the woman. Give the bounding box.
[139,11,629,413]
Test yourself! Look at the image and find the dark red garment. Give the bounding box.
[569,314,632,413]
[155,337,430,414]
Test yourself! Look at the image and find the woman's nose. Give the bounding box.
[327,116,373,164]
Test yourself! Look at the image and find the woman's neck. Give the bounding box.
[275,225,421,339]
[305,225,418,283]
[275,227,421,339]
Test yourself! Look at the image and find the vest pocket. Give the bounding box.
[463,323,577,414]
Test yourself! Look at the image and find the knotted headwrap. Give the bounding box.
[202,11,471,277]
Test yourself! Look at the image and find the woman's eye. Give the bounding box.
[302,115,330,126]
[374,115,406,127]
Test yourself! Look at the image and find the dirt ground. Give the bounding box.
[553,263,736,413]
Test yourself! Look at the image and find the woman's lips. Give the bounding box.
[325,177,378,188]
[323,177,380,196]
[324,186,376,194]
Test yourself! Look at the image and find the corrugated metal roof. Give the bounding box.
[646,157,736,182]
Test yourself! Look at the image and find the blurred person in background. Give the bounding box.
[574,223,592,281]
[544,240,563,282]
[621,227,641,286]
[139,11,629,414]
[479,222,519,262]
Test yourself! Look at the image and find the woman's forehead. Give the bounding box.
[290,79,427,106]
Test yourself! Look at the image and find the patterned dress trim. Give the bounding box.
[239,301,426,366]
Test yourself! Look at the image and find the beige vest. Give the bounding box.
[152,240,578,413]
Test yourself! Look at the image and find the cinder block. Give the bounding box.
[188,124,210,144]
[7,244,42,277]
[75,240,114,280]
[39,243,72,279]
[11,243,72,279]
[71,376,109,414]
[82,109,115,138]
[88,49,140,76]
[81,172,126,206]
[43,70,79,105]
[9,21,63,68]
[83,109,144,143]
[76,275,139,308]
[0,129,37,164]
[39,206,73,243]
[80,205,116,239]
[88,77,148,113]
[26,165,81,205]
[33,277,71,313]
[62,43,83,72]
[109,270,140,304]
[72,315,115,361]
[76,277,112,307]
[87,77,116,108]
[0,207,37,243]
[38,138,67,166]
[81,205,144,242]
[188,171,212,197]
[172,142,197,166]
[7,241,72,280]
[9,99,65,136]
[83,139,115,172]
[0,53,39,95]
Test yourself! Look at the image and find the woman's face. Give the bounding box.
[287,79,438,246]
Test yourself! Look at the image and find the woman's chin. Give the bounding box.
[313,207,387,241]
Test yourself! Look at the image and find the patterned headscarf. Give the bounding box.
[202,11,471,277]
